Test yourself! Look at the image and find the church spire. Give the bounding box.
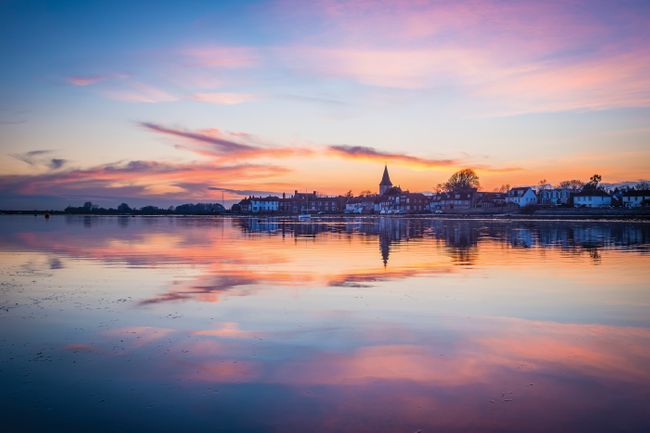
[379,165,393,195]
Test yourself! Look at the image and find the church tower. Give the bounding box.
[379,165,393,195]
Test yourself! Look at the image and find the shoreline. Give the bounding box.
[2,210,649,222]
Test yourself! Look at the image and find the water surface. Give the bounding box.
[1,215,649,432]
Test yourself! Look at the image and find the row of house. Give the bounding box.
[233,166,650,214]
[513,186,649,208]
[236,191,348,215]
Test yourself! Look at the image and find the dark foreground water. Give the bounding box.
[1,215,649,433]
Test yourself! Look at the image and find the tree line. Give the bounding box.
[64,201,225,215]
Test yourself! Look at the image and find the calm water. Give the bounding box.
[1,215,649,433]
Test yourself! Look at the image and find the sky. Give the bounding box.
[1,0,649,209]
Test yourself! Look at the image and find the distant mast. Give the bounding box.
[379,165,393,195]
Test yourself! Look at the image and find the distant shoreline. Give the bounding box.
[2,209,649,221]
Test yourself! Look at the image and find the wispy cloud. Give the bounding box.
[66,72,129,86]
[328,145,457,169]
[66,75,110,86]
[48,158,67,170]
[140,122,311,159]
[0,159,290,205]
[208,186,281,196]
[11,149,52,165]
[181,46,259,68]
[102,82,177,103]
[10,150,67,170]
[193,92,256,105]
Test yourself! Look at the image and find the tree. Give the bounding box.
[494,184,510,193]
[558,179,584,191]
[582,174,602,193]
[444,169,479,192]
[345,190,353,198]
[117,203,132,213]
[359,190,372,197]
[635,181,650,190]
[538,179,552,190]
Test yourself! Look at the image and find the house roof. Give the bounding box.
[574,190,610,197]
[623,190,650,197]
[508,187,532,196]
[380,165,393,186]
[251,196,279,201]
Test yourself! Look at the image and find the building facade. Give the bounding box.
[573,191,612,208]
[506,187,537,207]
[538,188,571,206]
[622,190,650,208]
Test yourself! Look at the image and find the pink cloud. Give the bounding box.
[66,75,109,86]
[182,46,259,68]
[193,92,256,104]
[266,1,650,112]
[103,82,178,103]
[194,322,261,339]
[66,72,129,86]
[328,145,458,168]
[141,122,312,159]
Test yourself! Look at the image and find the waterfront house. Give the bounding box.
[538,188,571,206]
[573,190,612,208]
[621,190,650,208]
[377,187,428,214]
[474,192,507,209]
[250,196,280,213]
[439,189,477,210]
[345,196,377,214]
[239,198,252,213]
[506,187,537,207]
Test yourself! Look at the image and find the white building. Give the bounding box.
[250,197,280,213]
[345,198,377,214]
[506,187,537,207]
[622,190,650,208]
[573,191,611,208]
[538,188,571,206]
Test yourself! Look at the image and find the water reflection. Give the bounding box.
[0,215,649,433]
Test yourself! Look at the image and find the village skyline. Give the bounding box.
[28,165,647,215]
[2,1,650,210]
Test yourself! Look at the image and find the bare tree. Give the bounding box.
[443,169,480,192]
[558,179,584,191]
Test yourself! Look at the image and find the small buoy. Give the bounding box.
[44,213,50,219]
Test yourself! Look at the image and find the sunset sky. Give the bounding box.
[1,0,649,208]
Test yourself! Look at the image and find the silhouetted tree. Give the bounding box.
[444,169,480,192]
[558,179,584,191]
[538,179,552,190]
[117,203,132,213]
[582,174,603,193]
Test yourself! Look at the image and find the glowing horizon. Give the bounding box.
[1,0,649,208]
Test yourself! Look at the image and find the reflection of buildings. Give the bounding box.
[235,218,650,266]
